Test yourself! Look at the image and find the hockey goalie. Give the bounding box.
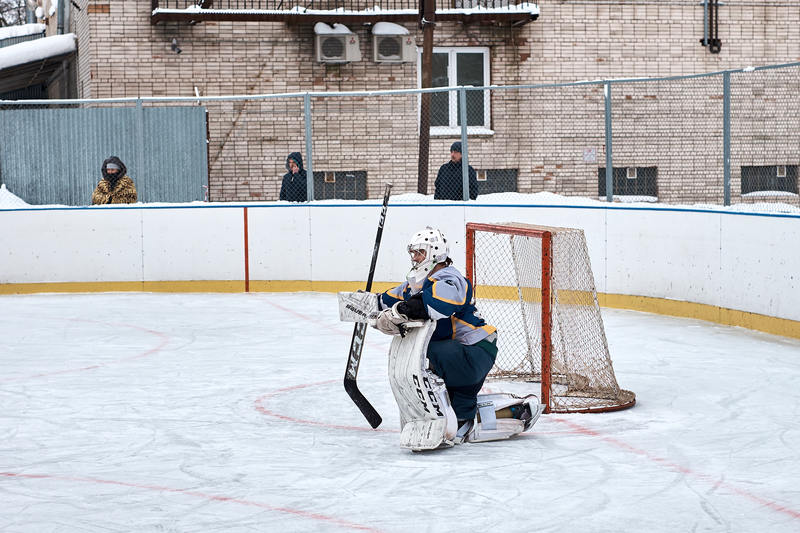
[339,227,543,451]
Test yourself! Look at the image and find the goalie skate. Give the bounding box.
[338,291,380,323]
[387,320,458,451]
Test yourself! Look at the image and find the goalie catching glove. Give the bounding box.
[374,294,429,336]
[374,302,411,336]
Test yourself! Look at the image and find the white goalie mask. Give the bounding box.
[406,227,449,289]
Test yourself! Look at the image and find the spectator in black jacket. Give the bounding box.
[280,152,308,202]
[434,142,478,201]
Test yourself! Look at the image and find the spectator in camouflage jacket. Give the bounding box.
[92,156,137,205]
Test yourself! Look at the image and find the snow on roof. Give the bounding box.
[372,22,410,35]
[0,23,46,41]
[0,33,76,71]
[314,22,354,35]
[152,3,537,17]
[436,2,539,15]
[0,184,29,208]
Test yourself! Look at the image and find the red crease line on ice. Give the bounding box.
[552,418,800,521]
[255,379,398,434]
[0,471,383,532]
[1,318,170,383]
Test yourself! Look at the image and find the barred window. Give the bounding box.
[740,165,798,195]
[312,171,367,200]
[476,169,517,194]
[598,167,658,199]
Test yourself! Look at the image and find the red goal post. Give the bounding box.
[465,222,635,414]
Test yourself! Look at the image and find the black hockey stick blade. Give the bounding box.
[344,323,382,428]
[343,184,392,429]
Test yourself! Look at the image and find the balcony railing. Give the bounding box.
[150,0,539,25]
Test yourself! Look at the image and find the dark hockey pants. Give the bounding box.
[426,339,496,421]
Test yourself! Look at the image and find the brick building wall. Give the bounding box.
[54,1,800,204]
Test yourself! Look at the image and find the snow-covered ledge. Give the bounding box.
[0,33,76,71]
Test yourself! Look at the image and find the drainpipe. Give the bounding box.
[57,0,70,97]
[701,0,708,47]
[57,0,65,34]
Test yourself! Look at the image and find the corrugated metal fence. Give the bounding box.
[0,105,208,205]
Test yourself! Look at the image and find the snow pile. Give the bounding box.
[0,188,796,216]
[0,184,29,207]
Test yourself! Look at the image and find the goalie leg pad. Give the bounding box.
[388,321,457,451]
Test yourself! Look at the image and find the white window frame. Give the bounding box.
[417,46,493,136]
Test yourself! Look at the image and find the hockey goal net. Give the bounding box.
[465,222,635,413]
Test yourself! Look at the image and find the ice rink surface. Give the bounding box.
[1,292,799,532]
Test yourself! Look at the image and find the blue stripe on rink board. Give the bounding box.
[3,202,800,219]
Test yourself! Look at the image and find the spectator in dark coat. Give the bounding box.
[91,156,137,205]
[434,142,478,201]
[280,152,308,202]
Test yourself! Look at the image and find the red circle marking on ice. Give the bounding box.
[255,379,398,434]
[0,471,383,532]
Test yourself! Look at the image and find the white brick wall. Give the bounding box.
[53,0,800,203]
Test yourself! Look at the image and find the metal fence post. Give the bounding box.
[304,92,314,201]
[136,98,146,202]
[723,72,731,206]
[604,82,613,202]
[459,86,470,201]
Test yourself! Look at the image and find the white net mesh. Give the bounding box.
[469,222,635,413]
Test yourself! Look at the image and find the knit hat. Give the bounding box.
[450,142,462,153]
[106,162,120,170]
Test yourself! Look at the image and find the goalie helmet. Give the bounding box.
[406,227,449,289]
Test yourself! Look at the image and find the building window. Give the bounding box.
[598,167,658,200]
[419,47,491,135]
[312,171,367,200]
[477,169,517,195]
[740,165,798,195]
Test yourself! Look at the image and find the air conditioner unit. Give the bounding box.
[314,23,361,63]
[373,34,415,63]
[371,22,414,63]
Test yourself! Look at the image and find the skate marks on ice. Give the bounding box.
[1,293,800,531]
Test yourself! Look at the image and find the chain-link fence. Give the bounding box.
[2,61,798,208]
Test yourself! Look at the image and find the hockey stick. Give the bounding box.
[343,183,392,428]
